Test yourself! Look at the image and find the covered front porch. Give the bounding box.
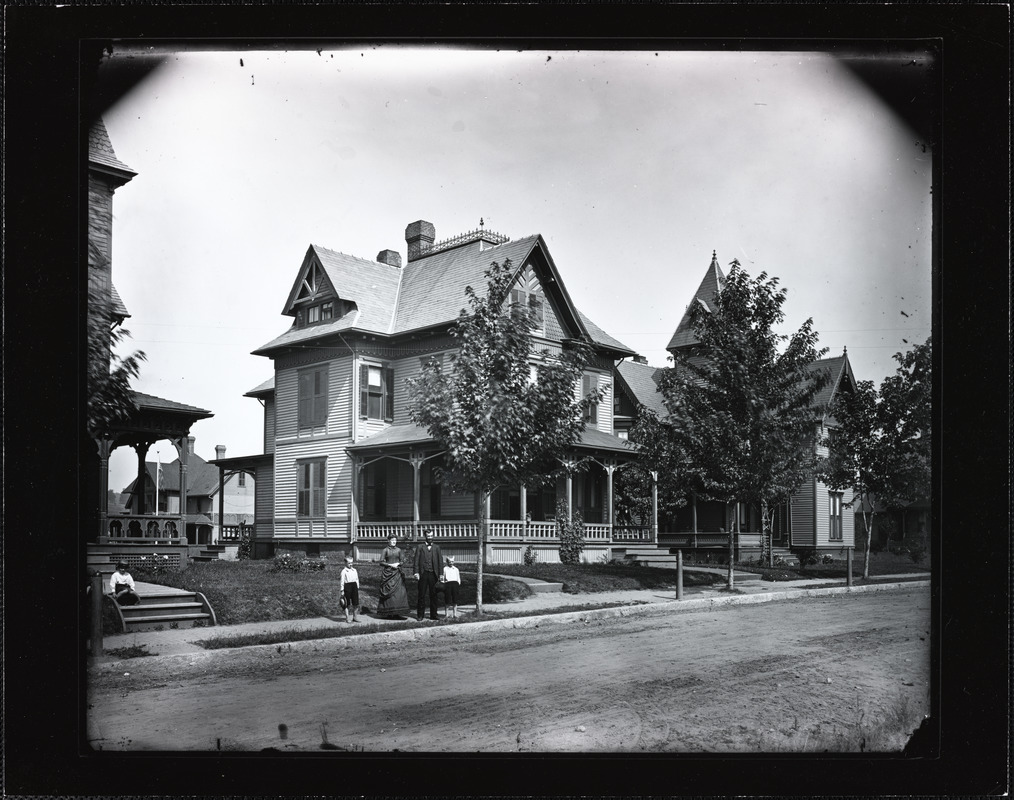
[93,392,212,548]
[346,424,654,563]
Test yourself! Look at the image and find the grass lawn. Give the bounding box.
[465,561,725,593]
[126,557,532,630]
[733,549,929,582]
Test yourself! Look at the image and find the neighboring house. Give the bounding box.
[614,252,857,558]
[226,220,642,563]
[121,437,254,545]
[88,117,213,549]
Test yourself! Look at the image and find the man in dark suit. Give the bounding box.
[413,529,444,621]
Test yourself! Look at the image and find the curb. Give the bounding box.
[89,580,928,674]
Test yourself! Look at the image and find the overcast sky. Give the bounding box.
[100,46,933,492]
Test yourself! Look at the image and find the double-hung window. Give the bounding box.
[360,363,394,421]
[297,458,326,518]
[298,365,328,429]
[582,373,599,424]
[829,492,844,541]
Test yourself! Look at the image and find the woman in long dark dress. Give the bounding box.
[377,535,410,618]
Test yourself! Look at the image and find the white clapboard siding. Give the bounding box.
[255,463,274,535]
[327,355,354,437]
[264,397,276,455]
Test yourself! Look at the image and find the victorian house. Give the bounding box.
[222,221,647,563]
[613,252,857,560]
[87,117,212,569]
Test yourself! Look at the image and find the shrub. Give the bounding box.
[760,569,798,582]
[555,500,586,565]
[268,553,327,573]
[795,548,819,567]
[821,553,835,564]
[523,544,537,566]
[237,527,253,560]
[134,552,173,579]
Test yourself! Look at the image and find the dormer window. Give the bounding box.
[297,299,338,328]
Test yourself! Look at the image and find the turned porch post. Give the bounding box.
[218,469,226,544]
[178,437,190,543]
[350,456,360,543]
[604,460,617,541]
[519,483,527,540]
[134,444,147,515]
[410,452,423,541]
[650,470,659,544]
[97,438,112,541]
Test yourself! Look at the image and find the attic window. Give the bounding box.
[510,265,545,334]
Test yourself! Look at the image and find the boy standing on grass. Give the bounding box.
[441,556,461,618]
[339,555,361,623]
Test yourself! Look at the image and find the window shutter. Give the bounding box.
[384,366,395,421]
[359,364,369,418]
[313,368,327,426]
[313,461,326,517]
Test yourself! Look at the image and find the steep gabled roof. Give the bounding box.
[805,350,857,416]
[110,283,130,320]
[131,391,213,418]
[576,310,637,358]
[666,252,725,352]
[88,118,136,184]
[394,235,541,334]
[255,229,635,358]
[244,376,275,397]
[616,359,668,417]
[122,451,224,498]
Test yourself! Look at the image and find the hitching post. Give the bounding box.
[90,571,103,657]
[847,547,854,587]
[676,550,684,600]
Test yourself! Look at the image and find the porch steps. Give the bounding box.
[620,545,800,569]
[192,544,227,563]
[86,552,117,578]
[108,589,217,633]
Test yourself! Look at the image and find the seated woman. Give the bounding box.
[376,535,410,619]
[108,561,141,606]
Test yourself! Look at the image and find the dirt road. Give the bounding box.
[88,586,930,752]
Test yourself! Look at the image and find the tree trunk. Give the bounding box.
[760,499,770,568]
[727,500,735,591]
[475,491,488,616]
[861,506,875,580]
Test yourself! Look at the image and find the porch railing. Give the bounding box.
[355,520,650,543]
[101,514,187,545]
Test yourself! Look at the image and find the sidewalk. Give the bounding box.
[98,572,929,660]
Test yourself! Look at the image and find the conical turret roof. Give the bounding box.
[666,251,725,352]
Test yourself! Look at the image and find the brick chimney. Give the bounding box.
[405,220,436,262]
[187,435,196,455]
[215,444,226,460]
[376,249,403,268]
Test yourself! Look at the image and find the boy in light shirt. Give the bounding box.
[441,556,461,618]
[339,555,361,623]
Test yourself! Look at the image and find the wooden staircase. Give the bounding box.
[191,544,227,563]
[87,551,117,579]
[106,589,217,633]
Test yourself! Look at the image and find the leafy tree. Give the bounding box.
[877,336,932,550]
[408,260,600,614]
[820,379,895,579]
[653,260,830,582]
[617,410,692,530]
[87,275,146,439]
